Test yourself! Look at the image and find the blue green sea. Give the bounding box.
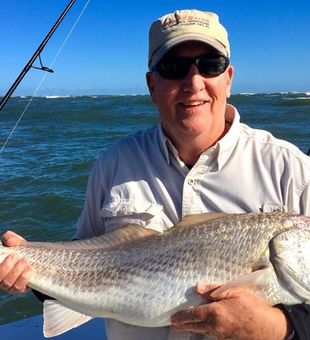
[0,92,309,325]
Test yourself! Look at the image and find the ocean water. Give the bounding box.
[0,92,309,325]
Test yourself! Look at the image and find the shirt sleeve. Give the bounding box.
[73,158,107,239]
[277,304,310,340]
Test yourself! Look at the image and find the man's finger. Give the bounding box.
[5,258,32,292]
[171,304,209,325]
[209,285,252,300]
[196,282,221,296]
[1,231,27,247]
[173,321,211,334]
[0,254,20,282]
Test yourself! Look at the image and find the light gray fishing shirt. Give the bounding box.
[74,104,310,340]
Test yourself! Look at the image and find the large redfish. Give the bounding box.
[0,212,309,337]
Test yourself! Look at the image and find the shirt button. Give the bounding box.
[188,178,195,186]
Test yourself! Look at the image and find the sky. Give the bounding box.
[0,0,310,96]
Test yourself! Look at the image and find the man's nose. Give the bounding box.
[181,64,205,93]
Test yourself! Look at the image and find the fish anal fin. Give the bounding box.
[43,300,92,337]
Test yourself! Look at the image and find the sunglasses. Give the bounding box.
[151,54,229,80]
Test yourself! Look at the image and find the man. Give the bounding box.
[1,9,309,340]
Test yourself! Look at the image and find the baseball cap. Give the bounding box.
[148,9,230,69]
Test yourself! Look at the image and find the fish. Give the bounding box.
[0,212,310,338]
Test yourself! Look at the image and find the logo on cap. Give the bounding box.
[162,12,210,30]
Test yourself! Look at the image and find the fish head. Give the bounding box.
[270,215,310,303]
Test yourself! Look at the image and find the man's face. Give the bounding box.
[147,41,234,147]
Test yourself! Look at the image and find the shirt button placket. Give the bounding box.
[182,176,199,216]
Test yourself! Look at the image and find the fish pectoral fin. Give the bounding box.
[43,300,92,337]
[215,267,273,296]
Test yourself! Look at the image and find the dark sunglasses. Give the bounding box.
[151,54,229,80]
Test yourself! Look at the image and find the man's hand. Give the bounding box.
[0,231,32,293]
[171,283,292,340]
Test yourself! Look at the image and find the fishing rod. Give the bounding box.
[0,0,77,112]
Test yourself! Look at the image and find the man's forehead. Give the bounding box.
[164,41,217,58]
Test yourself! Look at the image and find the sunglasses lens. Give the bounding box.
[198,55,228,77]
[156,58,191,80]
[154,54,229,80]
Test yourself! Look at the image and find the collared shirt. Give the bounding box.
[74,104,310,340]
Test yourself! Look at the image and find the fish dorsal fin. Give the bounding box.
[27,224,158,251]
[43,300,92,337]
[176,212,230,228]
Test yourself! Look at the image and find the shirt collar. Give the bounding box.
[158,124,171,164]
[158,124,184,166]
[216,104,241,170]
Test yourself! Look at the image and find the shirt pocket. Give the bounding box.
[261,203,287,213]
[100,199,166,233]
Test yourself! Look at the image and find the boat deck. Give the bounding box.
[0,314,106,339]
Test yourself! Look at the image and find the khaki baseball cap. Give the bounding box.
[148,9,230,69]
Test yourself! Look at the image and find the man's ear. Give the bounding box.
[226,65,234,98]
[146,71,156,103]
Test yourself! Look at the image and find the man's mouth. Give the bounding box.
[179,101,206,108]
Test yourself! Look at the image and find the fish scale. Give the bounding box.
[0,212,310,337]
